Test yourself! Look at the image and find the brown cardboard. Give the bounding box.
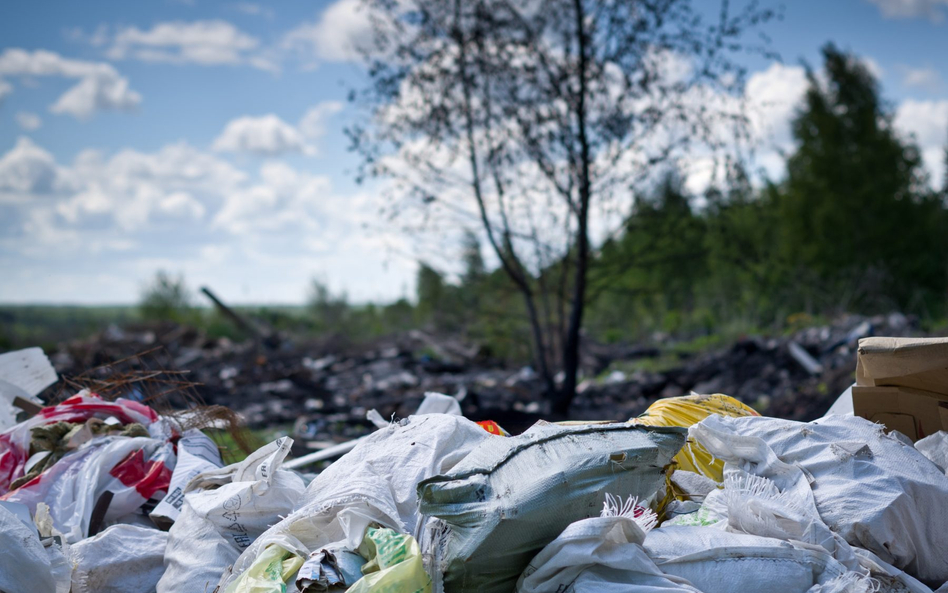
[851,385,948,441]
[856,337,948,396]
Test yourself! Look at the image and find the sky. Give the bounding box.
[1,0,947,305]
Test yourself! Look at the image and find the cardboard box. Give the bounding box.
[852,337,948,441]
[852,385,948,441]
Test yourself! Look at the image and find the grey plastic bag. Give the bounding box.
[418,422,686,593]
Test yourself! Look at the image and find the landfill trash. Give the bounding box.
[631,393,759,481]
[69,523,168,593]
[417,422,686,593]
[516,494,702,593]
[915,431,948,474]
[295,545,366,591]
[49,312,918,441]
[219,413,491,591]
[158,436,305,593]
[0,391,159,493]
[1,393,178,543]
[8,329,948,592]
[346,527,432,593]
[690,413,948,585]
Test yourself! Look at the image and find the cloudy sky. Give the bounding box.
[1,0,947,305]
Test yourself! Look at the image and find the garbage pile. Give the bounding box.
[46,312,921,450]
[5,339,948,593]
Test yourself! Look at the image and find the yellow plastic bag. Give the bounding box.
[631,393,759,482]
[346,527,431,593]
[225,545,304,593]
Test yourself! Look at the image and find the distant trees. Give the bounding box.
[350,0,778,412]
[776,44,948,313]
[139,271,193,322]
[584,45,948,336]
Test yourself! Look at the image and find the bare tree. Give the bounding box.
[348,0,777,413]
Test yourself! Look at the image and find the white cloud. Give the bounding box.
[14,112,42,131]
[0,48,141,119]
[0,136,414,304]
[212,114,312,155]
[108,20,276,72]
[233,3,275,19]
[865,0,948,21]
[894,99,948,188]
[0,137,61,194]
[745,63,810,150]
[282,0,374,64]
[0,79,11,103]
[298,101,345,140]
[901,66,942,91]
[158,191,206,219]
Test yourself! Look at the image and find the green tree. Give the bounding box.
[139,271,192,322]
[778,44,947,313]
[307,279,350,333]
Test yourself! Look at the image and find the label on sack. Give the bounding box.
[151,431,223,523]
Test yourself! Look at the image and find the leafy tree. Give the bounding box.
[778,44,947,312]
[350,0,777,412]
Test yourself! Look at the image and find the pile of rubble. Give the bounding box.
[46,312,922,452]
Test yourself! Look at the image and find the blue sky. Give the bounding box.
[1,0,947,304]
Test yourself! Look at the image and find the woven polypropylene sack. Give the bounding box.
[691,414,948,585]
[643,525,867,593]
[418,423,686,593]
[515,514,702,593]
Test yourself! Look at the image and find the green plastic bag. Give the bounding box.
[225,545,304,593]
[346,528,431,593]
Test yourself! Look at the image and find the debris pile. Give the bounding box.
[3,340,948,592]
[46,312,920,449]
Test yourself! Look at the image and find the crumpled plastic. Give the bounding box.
[0,391,158,494]
[630,393,759,482]
[346,527,431,593]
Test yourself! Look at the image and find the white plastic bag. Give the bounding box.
[690,414,948,585]
[516,500,702,593]
[218,413,492,591]
[157,436,305,593]
[69,523,168,593]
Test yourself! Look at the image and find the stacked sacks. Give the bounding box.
[686,414,948,587]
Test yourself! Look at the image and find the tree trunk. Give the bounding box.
[553,0,592,416]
